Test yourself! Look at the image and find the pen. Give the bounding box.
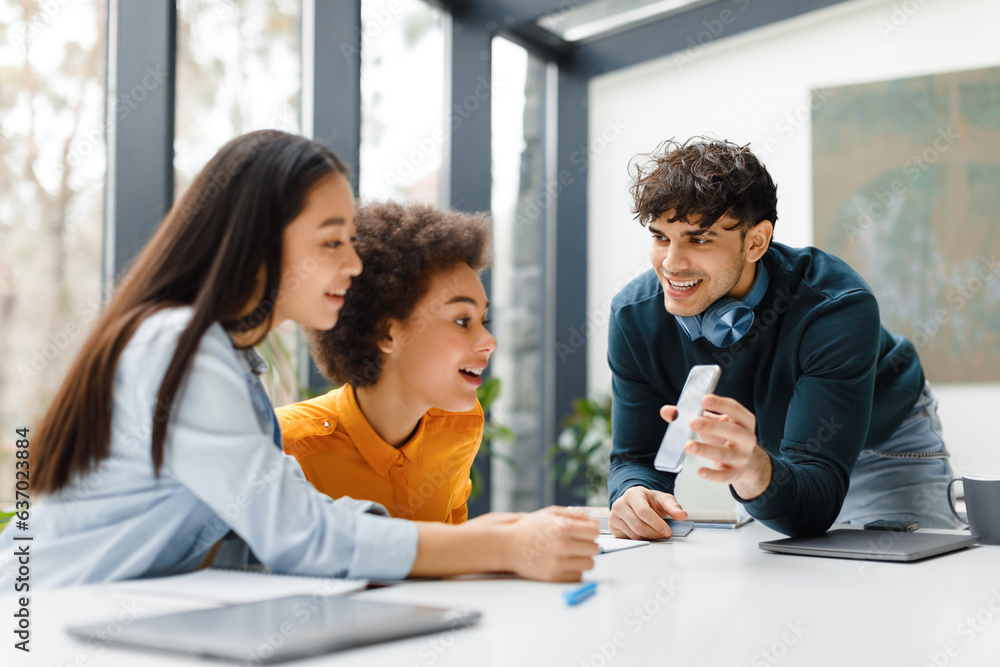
[563,581,597,606]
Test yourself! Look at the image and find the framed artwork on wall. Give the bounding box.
[812,65,1000,382]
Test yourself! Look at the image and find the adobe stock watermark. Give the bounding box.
[46,64,170,183]
[543,0,592,27]
[16,295,104,382]
[555,263,649,364]
[177,127,277,222]
[19,125,302,384]
[339,0,405,63]
[517,511,594,567]
[568,116,630,174]
[577,577,681,667]
[384,76,500,188]
[58,391,180,513]
[888,252,999,373]
[62,599,147,666]
[709,287,797,371]
[240,583,452,666]
[755,87,836,162]
[750,415,844,506]
[7,0,71,46]
[844,126,961,244]
[749,620,809,666]
[514,115,628,239]
[403,614,480,667]
[16,267,133,383]
[671,0,752,71]
[186,443,332,558]
[922,589,1000,667]
[877,0,931,40]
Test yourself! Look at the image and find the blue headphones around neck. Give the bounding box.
[675,262,770,348]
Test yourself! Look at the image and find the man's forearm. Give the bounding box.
[731,445,772,501]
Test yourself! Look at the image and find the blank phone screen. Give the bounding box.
[653,365,721,473]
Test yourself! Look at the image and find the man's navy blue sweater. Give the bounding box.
[607,242,924,537]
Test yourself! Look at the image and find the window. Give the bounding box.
[174,0,302,195]
[0,0,107,500]
[490,37,550,510]
[359,0,445,204]
[174,0,303,406]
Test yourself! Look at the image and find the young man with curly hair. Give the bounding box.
[607,137,955,540]
[276,200,496,524]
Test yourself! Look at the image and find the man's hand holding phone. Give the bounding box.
[610,365,773,540]
[662,395,773,501]
[609,486,688,540]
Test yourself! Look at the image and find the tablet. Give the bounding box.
[759,528,980,562]
[67,594,481,663]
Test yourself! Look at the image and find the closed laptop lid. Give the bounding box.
[759,529,980,562]
[67,594,481,663]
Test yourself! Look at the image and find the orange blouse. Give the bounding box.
[276,385,482,524]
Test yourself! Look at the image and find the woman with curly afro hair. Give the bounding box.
[277,200,497,524]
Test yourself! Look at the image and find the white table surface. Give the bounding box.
[4,521,998,667]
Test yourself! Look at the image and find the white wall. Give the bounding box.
[585,0,1000,506]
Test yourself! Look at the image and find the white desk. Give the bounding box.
[4,521,999,666]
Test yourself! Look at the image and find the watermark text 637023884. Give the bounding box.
[11,426,33,653]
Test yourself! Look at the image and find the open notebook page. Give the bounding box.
[114,568,368,605]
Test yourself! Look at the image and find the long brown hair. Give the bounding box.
[33,130,348,494]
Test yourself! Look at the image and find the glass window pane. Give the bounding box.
[174,0,302,406]
[359,0,445,204]
[174,0,302,195]
[490,37,547,511]
[0,1,107,501]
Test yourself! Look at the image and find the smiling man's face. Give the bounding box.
[648,211,765,318]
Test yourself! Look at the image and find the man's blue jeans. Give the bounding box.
[836,382,957,529]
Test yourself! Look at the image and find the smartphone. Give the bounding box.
[864,519,919,532]
[653,364,722,473]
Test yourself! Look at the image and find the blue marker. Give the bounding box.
[563,581,597,606]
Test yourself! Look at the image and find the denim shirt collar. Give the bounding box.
[240,346,269,376]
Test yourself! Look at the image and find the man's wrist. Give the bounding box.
[732,446,772,500]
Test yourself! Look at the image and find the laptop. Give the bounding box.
[759,528,980,562]
[67,595,481,663]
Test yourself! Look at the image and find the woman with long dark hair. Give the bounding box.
[0,130,597,590]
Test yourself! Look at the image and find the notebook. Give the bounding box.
[116,568,368,605]
[759,529,980,562]
[596,535,650,553]
[67,595,481,663]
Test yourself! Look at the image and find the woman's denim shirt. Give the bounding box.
[0,307,417,590]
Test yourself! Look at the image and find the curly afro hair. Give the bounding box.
[629,136,777,235]
[307,199,492,388]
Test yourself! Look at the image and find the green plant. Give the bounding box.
[469,376,515,500]
[549,394,613,505]
[0,509,15,535]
